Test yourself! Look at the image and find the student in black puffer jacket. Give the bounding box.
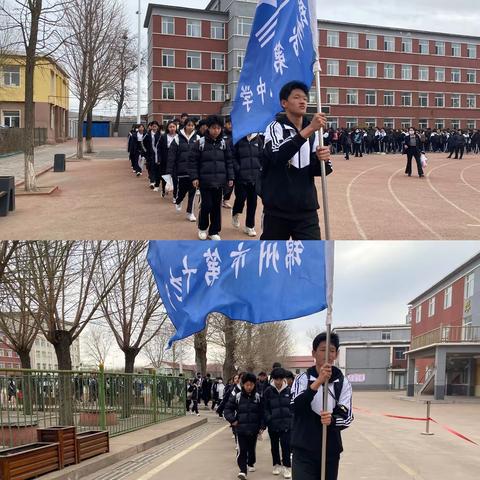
[189,115,234,240]
[224,373,265,480]
[263,368,293,478]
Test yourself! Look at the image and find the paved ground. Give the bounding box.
[2,138,480,240]
[81,391,479,480]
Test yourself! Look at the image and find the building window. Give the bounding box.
[435,41,445,55]
[211,21,224,39]
[237,52,245,69]
[428,297,436,317]
[161,16,174,35]
[162,50,174,67]
[400,119,412,129]
[366,63,377,78]
[384,36,395,52]
[186,51,201,69]
[187,83,201,101]
[467,95,476,108]
[435,68,445,82]
[187,19,201,37]
[402,38,412,53]
[416,305,422,323]
[327,31,339,47]
[381,331,391,341]
[384,91,394,106]
[211,53,225,71]
[347,32,358,49]
[345,118,358,128]
[237,17,252,36]
[435,119,445,129]
[466,70,476,83]
[401,65,412,80]
[394,348,407,360]
[384,63,394,79]
[451,69,461,83]
[401,93,412,107]
[326,88,339,104]
[162,82,175,100]
[418,66,429,81]
[327,118,339,129]
[365,90,376,105]
[309,89,317,104]
[466,120,476,129]
[418,93,428,107]
[444,285,452,309]
[451,120,460,130]
[451,43,461,57]
[346,90,358,105]
[419,40,429,54]
[211,84,225,102]
[467,44,477,59]
[2,66,20,87]
[346,61,358,77]
[366,35,377,50]
[435,94,444,107]
[464,273,474,299]
[2,110,20,128]
[365,118,376,128]
[327,60,339,76]
[451,94,460,108]
[418,119,428,129]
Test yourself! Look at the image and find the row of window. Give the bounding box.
[161,16,253,38]
[162,50,226,71]
[161,82,225,102]
[415,273,475,323]
[325,89,478,108]
[0,363,19,369]
[326,60,478,83]
[325,118,477,130]
[0,349,19,358]
[325,31,478,58]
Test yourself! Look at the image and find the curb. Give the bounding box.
[43,417,207,480]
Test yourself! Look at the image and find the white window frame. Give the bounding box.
[418,93,428,107]
[326,88,339,105]
[366,62,377,78]
[418,66,429,81]
[451,69,461,83]
[435,68,445,82]
[211,83,225,102]
[2,65,20,87]
[444,285,452,309]
[467,44,477,59]
[384,64,394,79]
[451,43,461,57]
[435,41,445,55]
[162,49,174,68]
[416,305,422,323]
[237,17,252,36]
[161,82,175,100]
[327,60,339,76]
[428,297,435,317]
[419,40,429,54]
[161,16,174,35]
[346,89,358,105]
[345,118,358,129]
[435,94,444,107]
[187,83,201,101]
[401,92,412,107]
[401,64,412,80]
[466,70,476,83]
[237,52,245,69]
[401,38,412,53]
[327,31,339,47]
[211,21,225,40]
[384,91,394,106]
[467,95,476,108]
[451,94,460,108]
[366,34,377,50]
[381,331,391,341]
[347,33,358,49]
[2,110,21,127]
[365,90,376,105]
[186,51,201,70]
[384,36,395,52]
[211,53,225,71]
[464,273,474,299]
[346,61,358,77]
[187,19,202,38]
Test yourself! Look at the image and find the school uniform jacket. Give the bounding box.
[224,388,265,436]
[233,134,263,184]
[262,115,333,220]
[167,129,199,178]
[263,383,292,432]
[143,131,162,166]
[290,365,353,458]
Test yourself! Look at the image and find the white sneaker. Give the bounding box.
[196,413,200,416]
[248,466,256,472]
[238,474,247,480]
[208,234,221,241]
[175,203,182,212]
[153,187,159,192]
[283,467,291,479]
[272,465,282,475]
[232,214,240,228]
[149,183,155,189]
[198,230,208,241]
[244,227,257,237]
[172,198,176,204]
[187,213,197,222]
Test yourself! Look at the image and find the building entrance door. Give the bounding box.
[393,373,405,390]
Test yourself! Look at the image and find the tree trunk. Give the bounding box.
[86,108,94,153]
[223,317,236,381]
[244,323,255,373]
[18,349,33,416]
[194,330,207,376]
[122,347,139,419]
[53,330,73,425]
[113,94,124,137]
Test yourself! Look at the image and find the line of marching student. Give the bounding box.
[126,81,333,241]
[185,333,353,480]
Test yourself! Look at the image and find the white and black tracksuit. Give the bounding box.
[260,116,333,240]
[290,366,353,480]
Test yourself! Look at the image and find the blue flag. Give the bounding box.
[147,241,329,347]
[231,0,319,145]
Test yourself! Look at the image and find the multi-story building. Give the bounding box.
[31,333,81,371]
[334,325,411,390]
[0,333,21,370]
[0,54,69,142]
[406,253,480,400]
[145,2,479,130]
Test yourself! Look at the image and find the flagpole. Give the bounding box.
[314,60,331,240]
[321,241,334,480]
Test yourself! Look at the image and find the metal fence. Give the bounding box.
[0,128,47,156]
[0,367,186,449]
[411,325,480,350]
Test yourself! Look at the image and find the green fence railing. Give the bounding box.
[0,367,186,449]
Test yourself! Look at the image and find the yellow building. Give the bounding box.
[0,54,69,143]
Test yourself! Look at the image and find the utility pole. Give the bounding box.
[137,0,142,124]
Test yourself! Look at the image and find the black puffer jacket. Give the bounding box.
[167,130,199,177]
[233,135,263,184]
[224,387,265,436]
[263,384,292,432]
[189,133,235,188]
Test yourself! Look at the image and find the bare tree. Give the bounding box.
[0,241,19,281]
[82,323,112,366]
[142,324,171,370]
[0,0,68,191]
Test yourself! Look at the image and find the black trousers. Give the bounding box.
[454,146,464,159]
[223,184,234,201]
[292,448,339,480]
[191,400,198,414]
[237,434,257,474]
[405,148,424,177]
[269,429,291,467]
[261,213,321,240]
[353,144,362,157]
[232,182,258,228]
[175,177,195,214]
[199,187,223,235]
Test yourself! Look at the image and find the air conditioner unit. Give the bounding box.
[225,93,231,101]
